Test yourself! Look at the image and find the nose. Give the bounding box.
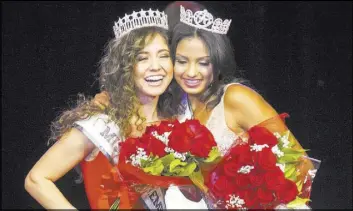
[150,57,161,71]
[185,63,198,78]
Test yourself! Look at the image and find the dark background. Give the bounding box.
[2,1,352,209]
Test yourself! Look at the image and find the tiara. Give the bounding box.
[113,9,168,39]
[180,5,231,34]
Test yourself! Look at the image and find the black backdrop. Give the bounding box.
[2,1,352,209]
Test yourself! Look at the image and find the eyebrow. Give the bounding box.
[176,54,210,60]
[138,49,170,54]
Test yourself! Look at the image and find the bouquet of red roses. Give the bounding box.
[112,119,222,209]
[203,113,320,210]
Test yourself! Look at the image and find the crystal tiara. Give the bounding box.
[180,5,231,34]
[113,8,168,39]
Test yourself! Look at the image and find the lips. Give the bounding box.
[145,75,165,86]
[145,75,164,82]
[183,78,202,88]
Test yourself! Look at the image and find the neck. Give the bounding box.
[137,93,159,122]
[187,94,206,113]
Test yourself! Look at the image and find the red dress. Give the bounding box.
[74,114,123,209]
[80,152,120,209]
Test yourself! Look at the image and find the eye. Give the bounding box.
[199,61,210,67]
[137,56,148,61]
[176,59,187,65]
[160,54,170,58]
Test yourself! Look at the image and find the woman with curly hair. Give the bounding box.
[24,8,181,210]
[94,2,316,209]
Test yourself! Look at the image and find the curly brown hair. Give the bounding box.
[48,26,182,144]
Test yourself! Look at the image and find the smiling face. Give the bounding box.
[174,36,214,96]
[133,33,173,98]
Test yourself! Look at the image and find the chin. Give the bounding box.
[137,80,171,97]
[178,83,207,96]
[181,86,205,96]
[142,87,168,97]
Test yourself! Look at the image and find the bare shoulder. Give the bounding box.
[223,83,278,129]
[60,127,89,143]
[224,84,264,108]
[51,127,96,159]
[26,127,95,182]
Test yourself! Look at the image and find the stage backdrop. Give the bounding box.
[2,1,352,209]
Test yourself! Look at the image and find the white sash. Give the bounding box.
[74,114,122,164]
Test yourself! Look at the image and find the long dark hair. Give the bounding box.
[169,21,248,110]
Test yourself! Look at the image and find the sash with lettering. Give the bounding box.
[74,114,166,210]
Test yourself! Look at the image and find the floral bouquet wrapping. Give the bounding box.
[110,119,222,209]
[203,113,321,210]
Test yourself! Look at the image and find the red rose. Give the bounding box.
[248,126,278,147]
[145,119,177,135]
[168,122,194,152]
[168,119,217,157]
[228,144,253,165]
[275,179,299,203]
[190,126,217,157]
[145,124,159,135]
[223,161,240,177]
[254,148,278,171]
[184,119,203,133]
[119,137,141,161]
[242,189,259,208]
[249,171,265,187]
[157,119,176,133]
[181,119,217,157]
[210,176,232,198]
[140,134,167,157]
[234,174,251,189]
[264,167,287,191]
[256,187,275,204]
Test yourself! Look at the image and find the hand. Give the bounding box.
[93,91,111,109]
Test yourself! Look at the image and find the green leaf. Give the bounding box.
[160,153,175,167]
[178,162,197,176]
[286,196,311,208]
[204,147,221,163]
[277,151,304,164]
[169,159,187,173]
[189,170,207,192]
[286,172,297,182]
[142,159,164,175]
[296,180,304,193]
[282,147,307,154]
[140,158,152,168]
[284,164,297,178]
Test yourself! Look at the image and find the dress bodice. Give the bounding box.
[184,83,239,155]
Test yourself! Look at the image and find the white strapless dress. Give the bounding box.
[165,84,240,209]
[165,185,209,209]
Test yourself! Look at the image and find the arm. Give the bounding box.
[92,91,111,109]
[224,84,313,174]
[25,128,95,209]
[224,84,301,146]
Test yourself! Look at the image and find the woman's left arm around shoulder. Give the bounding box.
[223,84,278,130]
[224,84,308,151]
[223,84,313,174]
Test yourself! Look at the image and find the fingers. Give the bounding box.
[93,92,111,109]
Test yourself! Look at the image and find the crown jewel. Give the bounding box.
[180,5,231,34]
[113,9,168,39]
